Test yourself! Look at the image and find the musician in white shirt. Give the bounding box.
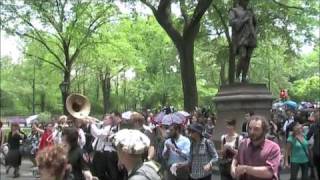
[88,114,122,180]
[52,116,85,148]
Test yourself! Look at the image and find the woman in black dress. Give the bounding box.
[61,127,94,180]
[6,122,26,178]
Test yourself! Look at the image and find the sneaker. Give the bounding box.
[5,166,10,174]
[13,168,20,178]
[13,173,20,178]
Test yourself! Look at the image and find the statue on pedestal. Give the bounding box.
[229,0,257,83]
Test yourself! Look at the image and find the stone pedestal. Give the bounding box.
[213,83,273,142]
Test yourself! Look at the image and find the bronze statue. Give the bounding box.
[229,0,257,82]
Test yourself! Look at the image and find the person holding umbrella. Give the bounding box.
[162,123,191,180]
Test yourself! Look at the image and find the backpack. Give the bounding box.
[128,161,161,180]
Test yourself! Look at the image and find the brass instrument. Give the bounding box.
[66,93,91,119]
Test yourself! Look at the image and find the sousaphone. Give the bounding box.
[66,93,91,119]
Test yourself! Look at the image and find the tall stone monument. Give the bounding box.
[213,84,273,141]
[213,0,273,142]
[230,0,257,83]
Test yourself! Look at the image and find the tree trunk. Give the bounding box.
[116,75,119,97]
[32,63,36,115]
[228,45,235,84]
[143,0,212,112]
[177,40,198,112]
[123,76,127,111]
[61,70,71,115]
[96,80,100,100]
[161,93,167,107]
[76,70,80,92]
[101,73,111,114]
[83,68,86,95]
[83,80,86,95]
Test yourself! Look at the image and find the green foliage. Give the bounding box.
[0,1,319,115]
[290,76,320,102]
[37,112,52,124]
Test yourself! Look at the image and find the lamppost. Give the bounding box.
[32,62,36,115]
[59,81,69,93]
[59,81,69,114]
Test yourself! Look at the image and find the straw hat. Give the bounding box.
[113,129,150,155]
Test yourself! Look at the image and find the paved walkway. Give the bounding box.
[0,159,291,180]
[0,159,36,180]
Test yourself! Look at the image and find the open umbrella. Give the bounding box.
[121,111,133,120]
[154,112,165,124]
[272,102,284,109]
[299,102,314,109]
[177,111,191,117]
[160,113,186,125]
[26,115,38,125]
[284,100,298,110]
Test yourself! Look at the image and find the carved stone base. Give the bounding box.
[213,83,273,142]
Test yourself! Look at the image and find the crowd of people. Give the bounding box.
[0,105,319,180]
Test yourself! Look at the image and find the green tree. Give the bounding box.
[290,76,320,102]
[206,0,319,84]
[132,0,213,111]
[1,0,116,114]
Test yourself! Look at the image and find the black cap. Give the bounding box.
[188,123,204,135]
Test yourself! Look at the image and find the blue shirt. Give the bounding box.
[162,135,191,166]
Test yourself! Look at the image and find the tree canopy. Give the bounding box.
[0,0,319,116]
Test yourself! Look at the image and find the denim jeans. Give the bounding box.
[290,162,309,180]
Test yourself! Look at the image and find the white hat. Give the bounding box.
[113,129,150,155]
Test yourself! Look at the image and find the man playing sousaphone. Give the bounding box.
[84,114,123,180]
[67,93,129,180]
[62,93,99,180]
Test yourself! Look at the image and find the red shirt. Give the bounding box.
[39,130,53,151]
[236,138,281,180]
